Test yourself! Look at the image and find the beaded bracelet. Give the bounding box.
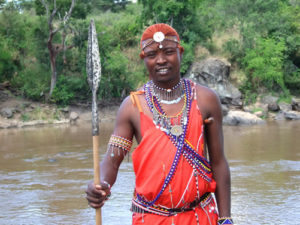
[108,134,133,157]
[217,217,234,225]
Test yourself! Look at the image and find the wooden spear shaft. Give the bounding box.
[87,19,102,225]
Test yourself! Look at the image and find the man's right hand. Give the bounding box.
[85,180,111,208]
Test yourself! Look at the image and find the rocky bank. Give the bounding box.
[1,57,300,129]
[185,57,300,125]
[0,89,119,129]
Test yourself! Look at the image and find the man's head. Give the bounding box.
[140,24,184,86]
[140,23,184,59]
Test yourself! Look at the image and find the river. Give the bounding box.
[0,120,299,225]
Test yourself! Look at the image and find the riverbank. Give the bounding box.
[1,89,300,129]
[0,89,119,129]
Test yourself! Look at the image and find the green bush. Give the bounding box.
[223,38,243,63]
[284,69,300,94]
[242,38,287,91]
[180,41,194,75]
[51,75,90,105]
[12,61,49,101]
[99,47,132,100]
[0,38,16,82]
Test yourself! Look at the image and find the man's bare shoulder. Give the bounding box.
[117,96,134,116]
[117,90,144,118]
[194,83,220,102]
[193,82,222,118]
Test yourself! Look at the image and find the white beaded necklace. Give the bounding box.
[152,80,184,105]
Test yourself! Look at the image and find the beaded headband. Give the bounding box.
[141,32,179,50]
[139,23,184,59]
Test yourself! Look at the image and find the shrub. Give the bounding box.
[223,38,244,63]
[99,47,132,100]
[242,38,287,91]
[51,75,90,105]
[12,61,50,101]
[180,41,194,75]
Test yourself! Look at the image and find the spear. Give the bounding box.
[86,19,102,225]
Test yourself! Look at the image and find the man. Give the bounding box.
[86,23,233,225]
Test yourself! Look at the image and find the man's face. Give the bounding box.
[143,40,182,86]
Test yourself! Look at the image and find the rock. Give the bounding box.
[69,111,79,124]
[29,104,36,109]
[223,110,265,126]
[268,102,280,112]
[61,107,69,113]
[278,102,292,111]
[221,104,229,116]
[284,111,300,120]
[0,81,10,90]
[261,95,278,105]
[268,112,277,120]
[23,102,31,108]
[186,57,242,108]
[25,107,34,112]
[254,111,264,118]
[291,98,300,112]
[274,112,285,121]
[0,107,14,118]
[243,103,268,118]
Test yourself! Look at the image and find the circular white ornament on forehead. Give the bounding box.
[153,32,165,42]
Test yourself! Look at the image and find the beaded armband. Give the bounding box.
[108,134,133,157]
[217,217,234,225]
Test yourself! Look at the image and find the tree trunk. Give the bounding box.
[40,0,75,100]
[49,55,57,98]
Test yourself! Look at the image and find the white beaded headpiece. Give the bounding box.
[142,32,179,50]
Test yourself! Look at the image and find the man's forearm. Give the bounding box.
[213,159,231,217]
[100,158,120,187]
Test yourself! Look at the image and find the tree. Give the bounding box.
[0,0,5,10]
[35,0,91,19]
[242,38,287,91]
[40,0,75,99]
[138,0,211,43]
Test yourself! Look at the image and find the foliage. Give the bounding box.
[21,106,63,121]
[99,46,132,100]
[51,74,90,105]
[34,0,92,19]
[242,38,287,91]
[0,0,299,107]
[180,41,194,75]
[139,0,213,43]
[0,38,15,82]
[12,61,50,100]
[222,38,243,63]
[94,0,131,12]
[0,0,5,10]
[284,67,300,94]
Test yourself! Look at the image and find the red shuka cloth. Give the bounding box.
[131,94,218,225]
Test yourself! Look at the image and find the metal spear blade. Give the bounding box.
[86,19,101,136]
[87,19,101,91]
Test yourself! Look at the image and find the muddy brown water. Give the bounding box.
[0,121,299,225]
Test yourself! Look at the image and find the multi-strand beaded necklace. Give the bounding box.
[145,79,192,140]
[152,79,184,105]
[139,78,193,206]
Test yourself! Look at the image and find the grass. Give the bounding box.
[20,106,64,122]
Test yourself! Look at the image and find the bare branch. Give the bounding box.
[63,0,75,24]
[40,0,49,18]
[58,11,62,21]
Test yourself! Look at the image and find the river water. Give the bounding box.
[0,120,299,225]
